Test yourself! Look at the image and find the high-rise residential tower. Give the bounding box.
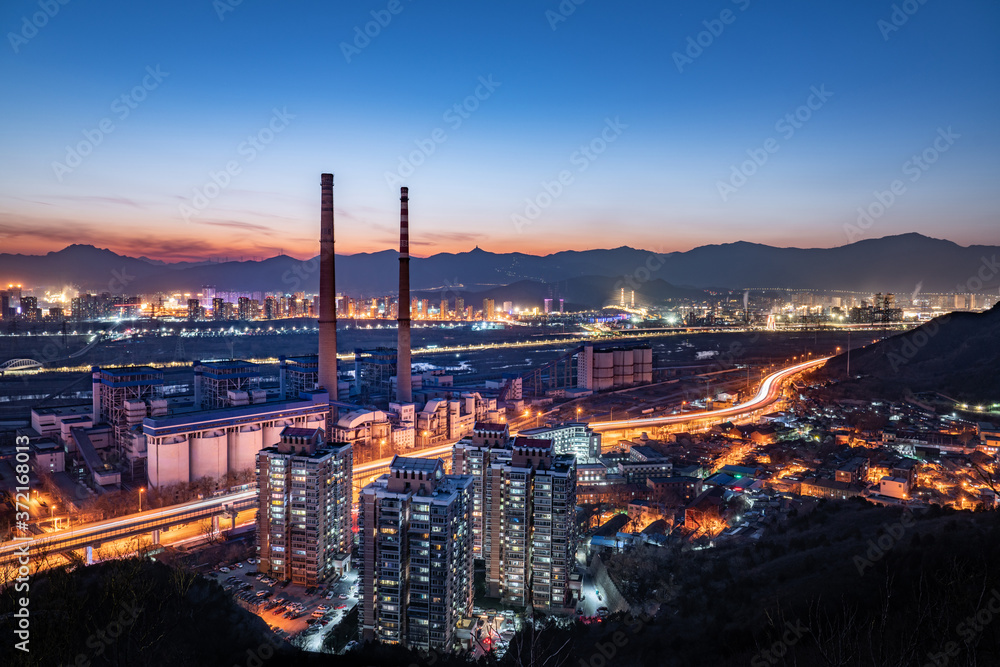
[256,426,353,587]
[359,457,473,651]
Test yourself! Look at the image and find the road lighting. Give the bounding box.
[139,487,145,512]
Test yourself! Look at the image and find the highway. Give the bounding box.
[589,356,828,432]
[1,357,825,568]
[0,490,256,565]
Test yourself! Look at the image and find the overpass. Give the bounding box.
[1,358,826,568]
[589,356,828,433]
[0,490,257,567]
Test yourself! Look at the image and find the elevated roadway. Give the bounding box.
[590,356,828,433]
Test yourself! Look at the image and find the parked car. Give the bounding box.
[219,567,230,573]
[335,604,347,610]
[235,562,243,569]
[338,594,348,599]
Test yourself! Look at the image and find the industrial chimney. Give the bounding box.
[397,187,412,403]
[318,173,338,402]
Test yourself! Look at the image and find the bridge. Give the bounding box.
[0,358,42,374]
[0,490,257,567]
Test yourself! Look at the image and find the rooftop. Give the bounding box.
[390,456,445,474]
[98,366,162,377]
[512,436,553,450]
[474,421,508,432]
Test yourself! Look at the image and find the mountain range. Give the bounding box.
[1,234,997,304]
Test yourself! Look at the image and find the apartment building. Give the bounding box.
[452,421,511,558]
[358,457,474,651]
[255,426,353,587]
[484,437,577,611]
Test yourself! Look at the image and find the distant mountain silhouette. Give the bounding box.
[1,234,996,298]
[820,303,1000,402]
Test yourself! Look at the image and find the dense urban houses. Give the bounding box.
[255,426,353,587]
[358,457,474,651]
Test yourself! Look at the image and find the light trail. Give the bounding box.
[589,356,828,432]
[1,358,825,561]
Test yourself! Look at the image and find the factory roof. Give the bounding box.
[198,359,259,369]
[98,366,162,377]
[143,396,328,435]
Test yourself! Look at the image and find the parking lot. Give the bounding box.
[468,607,520,658]
[210,558,359,651]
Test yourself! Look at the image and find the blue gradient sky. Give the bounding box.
[1,0,998,260]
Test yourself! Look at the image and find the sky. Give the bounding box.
[0,0,998,261]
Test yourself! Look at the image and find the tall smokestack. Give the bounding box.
[397,187,412,403]
[319,173,338,402]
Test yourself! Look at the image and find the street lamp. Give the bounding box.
[139,487,145,513]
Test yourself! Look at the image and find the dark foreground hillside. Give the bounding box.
[4,501,1000,666]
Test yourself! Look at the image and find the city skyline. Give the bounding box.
[2,1,998,261]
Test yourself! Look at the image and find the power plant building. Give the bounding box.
[577,345,653,391]
[144,392,330,488]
